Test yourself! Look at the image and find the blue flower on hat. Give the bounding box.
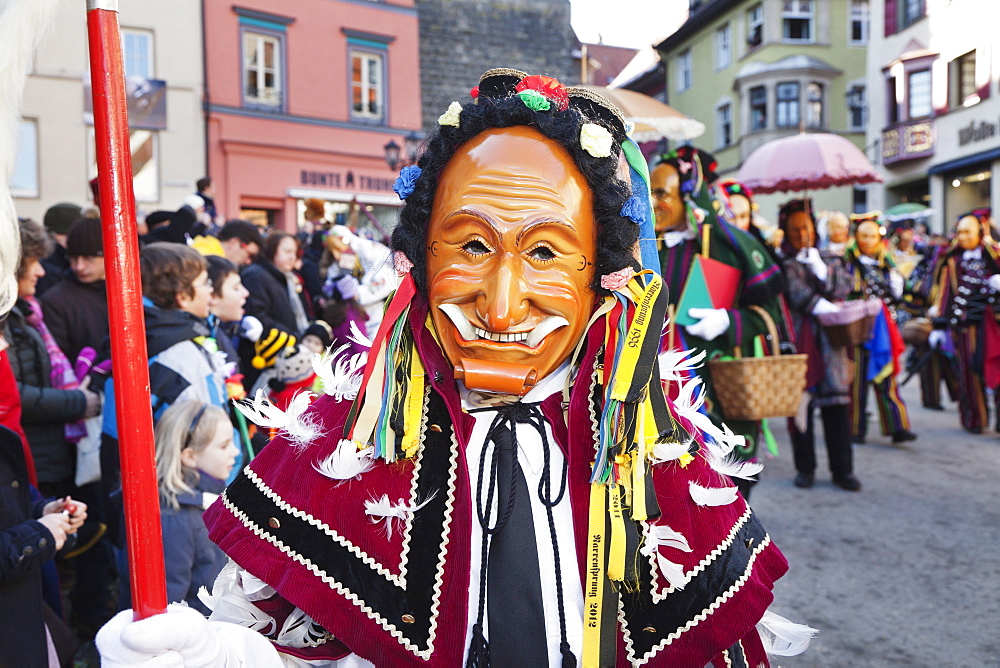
[619,194,646,224]
[393,165,422,200]
[680,180,695,194]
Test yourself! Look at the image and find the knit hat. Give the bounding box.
[302,320,333,349]
[44,202,83,235]
[253,328,297,369]
[66,217,104,257]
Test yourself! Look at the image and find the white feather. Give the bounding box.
[689,481,739,507]
[709,454,763,480]
[274,607,328,648]
[0,0,62,314]
[364,491,437,538]
[313,344,367,402]
[648,523,692,552]
[654,553,689,590]
[348,319,373,349]
[657,348,706,381]
[313,439,374,481]
[672,378,726,444]
[234,389,291,429]
[199,561,277,635]
[756,609,818,657]
[649,440,691,464]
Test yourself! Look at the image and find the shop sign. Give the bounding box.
[299,169,395,193]
[882,119,934,166]
[958,118,998,146]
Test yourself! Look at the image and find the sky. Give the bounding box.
[569,0,689,49]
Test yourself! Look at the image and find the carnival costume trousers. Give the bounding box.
[952,324,992,432]
[788,403,853,478]
[916,343,959,409]
[847,345,910,439]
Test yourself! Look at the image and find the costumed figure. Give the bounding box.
[775,200,859,491]
[842,213,915,444]
[927,211,1000,433]
[651,147,791,496]
[818,210,850,256]
[97,68,812,667]
[901,240,959,411]
[718,179,782,254]
[321,225,394,338]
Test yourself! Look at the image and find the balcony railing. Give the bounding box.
[881,118,934,165]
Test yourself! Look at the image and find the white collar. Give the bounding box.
[858,254,879,266]
[661,227,698,248]
[962,247,982,260]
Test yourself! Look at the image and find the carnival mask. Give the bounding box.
[786,210,816,251]
[425,126,597,391]
[855,221,883,257]
[955,215,982,251]
[649,162,684,233]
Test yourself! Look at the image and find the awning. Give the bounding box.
[286,187,401,207]
[927,146,1000,175]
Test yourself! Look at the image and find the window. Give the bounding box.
[907,69,931,118]
[805,82,823,128]
[715,24,731,70]
[852,186,868,215]
[677,50,692,92]
[11,119,38,198]
[950,50,979,108]
[747,4,764,49]
[848,85,866,130]
[782,0,813,42]
[901,0,925,28]
[716,103,732,147]
[121,29,153,78]
[351,51,384,121]
[243,31,282,108]
[750,86,767,131]
[887,76,899,124]
[776,81,800,127]
[850,0,869,44]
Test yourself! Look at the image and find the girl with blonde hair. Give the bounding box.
[153,400,237,614]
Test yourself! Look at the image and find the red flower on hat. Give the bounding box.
[515,75,569,112]
[470,86,479,99]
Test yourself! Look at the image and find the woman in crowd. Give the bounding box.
[240,232,310,339]
[777,200,860,491]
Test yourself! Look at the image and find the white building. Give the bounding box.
[11,4,205,222]
[866,0,1000,232]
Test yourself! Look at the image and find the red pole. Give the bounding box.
[86,0,167,620]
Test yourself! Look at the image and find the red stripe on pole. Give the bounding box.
[86,5,167,620]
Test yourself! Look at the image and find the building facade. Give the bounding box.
[12,3,205,221]
[653,0,870,219]
[416,0,575,130]
[866,0,1000,233]
[204,0,422,234]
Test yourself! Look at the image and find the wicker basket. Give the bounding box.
[817,299,880,348]
[900,317,932,346]
[707,306,808,421]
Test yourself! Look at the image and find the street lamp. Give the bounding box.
[384,130,422,171]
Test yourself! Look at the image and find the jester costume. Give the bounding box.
[196,70,806,668]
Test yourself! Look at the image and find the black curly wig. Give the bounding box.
[391,69,638,295]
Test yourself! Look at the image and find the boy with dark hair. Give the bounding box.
[101,243,231,543]
[216,220,263,267]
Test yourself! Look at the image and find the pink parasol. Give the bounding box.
[737,132,881,194]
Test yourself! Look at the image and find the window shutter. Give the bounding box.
[884,0,897,37]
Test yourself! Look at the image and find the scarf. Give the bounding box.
[23,297,88,443]
[284,272,310,334]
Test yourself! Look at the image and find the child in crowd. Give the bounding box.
[154,401,237,614]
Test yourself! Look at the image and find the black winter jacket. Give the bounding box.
[3,300,86,484]
[0,425,58,666]
[240,259,303,337]
[39,272,111,364]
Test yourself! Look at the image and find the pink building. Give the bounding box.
[204,0,422,233]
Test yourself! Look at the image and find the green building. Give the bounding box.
[654,0,871,220]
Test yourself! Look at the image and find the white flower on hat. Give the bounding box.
[580,123,613,158]
[438,101,463,127]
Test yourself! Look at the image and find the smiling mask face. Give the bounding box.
[425,126,597,386]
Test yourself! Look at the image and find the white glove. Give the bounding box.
[989,274,1000,292]
[928,329,947,350]
[686,308,731,341]
[239,316,264,343]
[811,298,839,316]
[889,271,904,299]
[927,304,939,318]
[797,247,828,282]
[96,604,282,667]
